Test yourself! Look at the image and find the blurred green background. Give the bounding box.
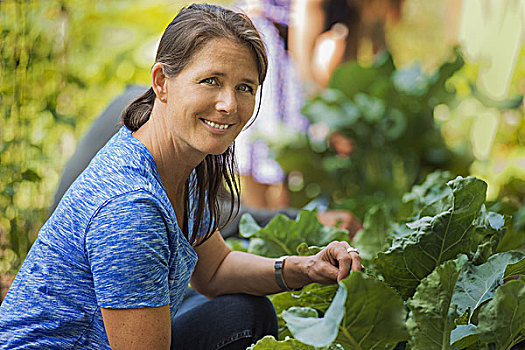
[1,0,524,297]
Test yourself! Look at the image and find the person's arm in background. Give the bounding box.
[288,0,327,89]
[289,0,350,90]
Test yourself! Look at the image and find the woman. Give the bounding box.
[0,4,361,349]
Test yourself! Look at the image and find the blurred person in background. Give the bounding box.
[290,0,404,90]
[233,0,404,208]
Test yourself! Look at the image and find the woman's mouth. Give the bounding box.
[201,118,232,130]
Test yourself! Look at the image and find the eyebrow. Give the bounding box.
[210,72,258,85]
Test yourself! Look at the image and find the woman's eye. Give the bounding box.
[238,84,254,93]
[202,78,217,85]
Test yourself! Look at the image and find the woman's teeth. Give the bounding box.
[203,119,231,130]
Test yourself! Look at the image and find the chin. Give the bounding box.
[204,144,232,156]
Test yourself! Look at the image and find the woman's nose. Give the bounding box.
[215,89,237,115]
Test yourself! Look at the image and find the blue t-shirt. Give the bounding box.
[0,127,205,348]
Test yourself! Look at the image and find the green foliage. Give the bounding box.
[398,170,454,220]
[335,272,408,350]
[491,200,525,253]
[280,273,409,350]
[248,336,347,350]
[231,174,525,349]
[224,237,248,252]
[452,252,524,322]
[477,279,525,349]
[270,283,338,339]
[374,177,490,299]
[504,257,525,279]
[239,210,349,258]
[351,205,393,262]
[0,0,177,275]
[271,50,471,218]
[406,255,467,350]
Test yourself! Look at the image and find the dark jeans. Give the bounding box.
[171,288,278,350]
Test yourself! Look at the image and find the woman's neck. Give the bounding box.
[132,107,205,221]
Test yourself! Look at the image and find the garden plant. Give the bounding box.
[234,174,525,349]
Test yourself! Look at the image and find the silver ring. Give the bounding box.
[346,247,359,254]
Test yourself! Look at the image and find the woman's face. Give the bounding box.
[162,37,259,156]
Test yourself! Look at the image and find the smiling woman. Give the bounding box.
[141,38,259,156]
[0,3,361,350]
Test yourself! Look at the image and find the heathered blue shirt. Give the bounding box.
[0,126,205,348]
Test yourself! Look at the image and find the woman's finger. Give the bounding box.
[336,255,352,282]
[343,244,362,273]
[336,244,362,281]
[349,252,362,272]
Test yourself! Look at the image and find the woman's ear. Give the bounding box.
[151,63,168,103]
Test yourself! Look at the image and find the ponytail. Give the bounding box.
[121,87,156,131]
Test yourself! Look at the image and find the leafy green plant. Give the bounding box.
[239,210,349,258]
[242,175,525,349]
[374,176,493,299]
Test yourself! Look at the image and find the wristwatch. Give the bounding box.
[274,256,303,292]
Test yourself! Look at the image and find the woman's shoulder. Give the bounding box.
[83,127,162,192]
[53,127,171,225]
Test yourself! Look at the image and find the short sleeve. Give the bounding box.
[85,191,171,309]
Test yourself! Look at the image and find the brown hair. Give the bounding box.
[122,3,268,246]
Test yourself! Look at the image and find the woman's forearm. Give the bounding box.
[206,251,311,296]
[191,232,360,298]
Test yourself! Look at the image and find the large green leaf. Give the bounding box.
[374,177,487,299]
[247,335,316,349]
[495,203,525,253]
[406,255,468,350]
[452,251,524,320]
[352,205,393,261]
[283,282,348,347]
[224,237,248,252]
[239,210,349,258]
[477,279,525,349]
[296,243,324,256]
[336,272,408,350]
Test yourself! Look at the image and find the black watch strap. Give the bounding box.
[274,256,303,292]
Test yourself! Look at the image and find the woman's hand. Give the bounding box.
[308,241,362,283]
[284,241,362,289]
